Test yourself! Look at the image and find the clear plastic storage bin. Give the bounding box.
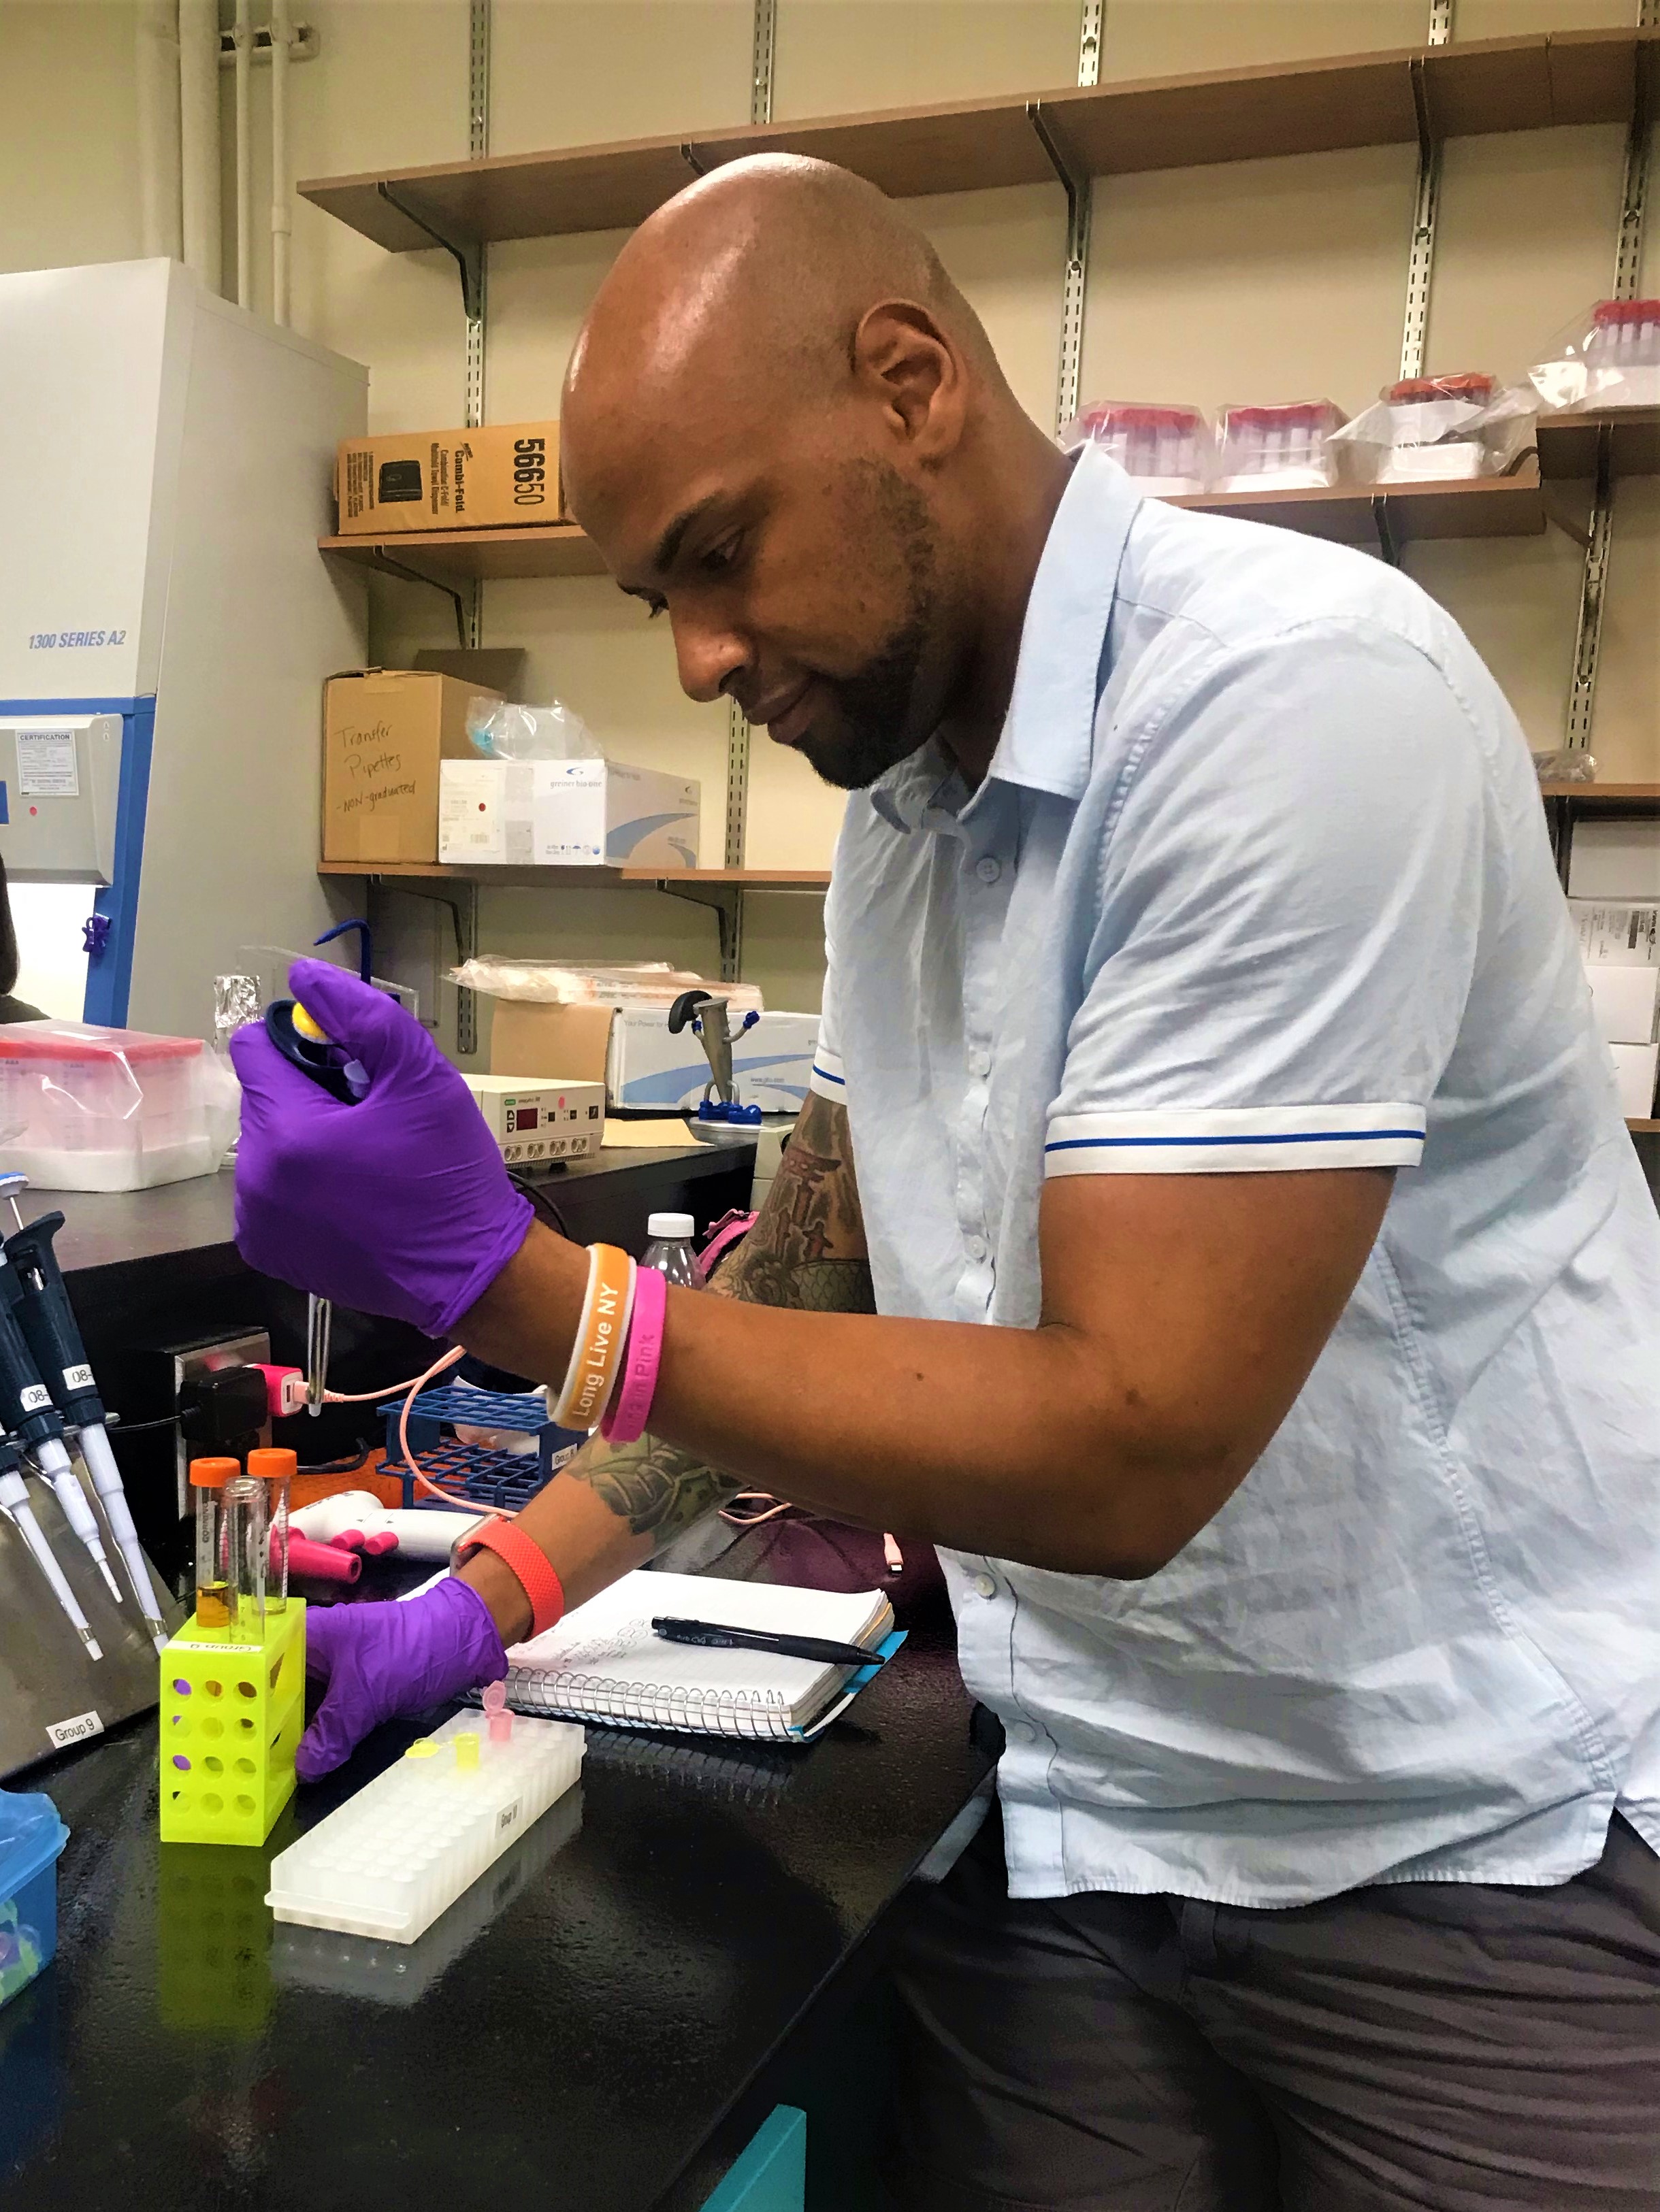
[0,1789,69,2013]
[1060,402,1211,494]
[0,1022,237,1192]
[1214,400,1345,493]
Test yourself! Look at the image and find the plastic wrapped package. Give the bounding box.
[1060,402,1211,494]
[465,695,602,761]
[1329,374,1498,484]
[1529,299,1660,413]
[1214,401,1346,493]
[0,1022,240,1192]
[448,955,764,1016]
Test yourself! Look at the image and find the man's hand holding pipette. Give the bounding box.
[229,959,537,1337]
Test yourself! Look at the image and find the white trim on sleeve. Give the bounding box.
[1043,1102,1426,1176]
[809,1045,846,1103]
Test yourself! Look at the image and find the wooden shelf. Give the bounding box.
[300,29,1656,249]
[1629,1120,1660,1134]
[1538,782,1660,804]
[319,526,604,582]
[321,464,1543,585]
[319,860,829,889]
[1535,408,1660,482]
[1170,465,1543,544]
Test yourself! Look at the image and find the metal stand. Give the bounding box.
[0,1466,183,1781]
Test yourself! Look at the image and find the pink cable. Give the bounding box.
[394,1344,517,1520]
[323,1345,464,1404]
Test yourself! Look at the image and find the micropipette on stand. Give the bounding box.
[0,1176,167,1649]
[0,1221,124,1631]
[0,1434,102,1662]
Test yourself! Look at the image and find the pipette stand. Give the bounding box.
[0,1462,182,1782]
[159,1599,306,1846]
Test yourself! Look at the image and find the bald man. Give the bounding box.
[234,158,1660,2209]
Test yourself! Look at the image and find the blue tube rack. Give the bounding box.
[378,1387,585,1512]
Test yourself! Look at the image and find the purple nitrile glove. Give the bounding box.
[295,1577,508,1781]
[229,957,534,1336]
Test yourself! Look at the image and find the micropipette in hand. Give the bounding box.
[0,1435,102,1662]
[1,1183,167,1649]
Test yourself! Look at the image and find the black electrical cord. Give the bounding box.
[295,1440,375,1478]
[106,1413,182,1436]
[507,1170,572,1241]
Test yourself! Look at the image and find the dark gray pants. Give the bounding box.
[889,1802,1660,2209]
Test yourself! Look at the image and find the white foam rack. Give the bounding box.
[266,1708,585,1944]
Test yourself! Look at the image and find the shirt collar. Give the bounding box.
[869,446,1140,833]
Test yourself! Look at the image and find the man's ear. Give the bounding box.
[851,300,969,462]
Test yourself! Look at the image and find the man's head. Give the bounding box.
[562,156,1058,791]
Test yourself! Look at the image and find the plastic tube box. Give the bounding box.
[266,1707,584,1943]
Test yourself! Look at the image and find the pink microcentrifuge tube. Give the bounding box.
[483,1680,513,1743]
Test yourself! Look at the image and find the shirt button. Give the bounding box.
[965,1234,987,1261]
[975,855,1002,885]
[969,1045,990,1078]
[1009,1721,1037,1745]
[973,1572,997,1599]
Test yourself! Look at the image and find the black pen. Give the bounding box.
[651,1616,882,1669]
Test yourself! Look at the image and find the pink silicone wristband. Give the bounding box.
[599,1262,668,1445]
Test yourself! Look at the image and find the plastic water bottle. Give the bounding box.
[642,1212,701,1289]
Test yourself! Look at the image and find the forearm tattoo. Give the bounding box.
[568,1093,874,1544]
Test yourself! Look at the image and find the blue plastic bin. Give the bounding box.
[0,1789,69,2013]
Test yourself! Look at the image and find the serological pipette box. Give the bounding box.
[265,1708,584,1944]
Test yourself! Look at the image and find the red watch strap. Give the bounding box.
[456,1522,565,1641]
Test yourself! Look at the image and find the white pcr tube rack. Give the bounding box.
[267,1707,584,1943]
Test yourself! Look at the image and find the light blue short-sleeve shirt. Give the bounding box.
[812,448,1660,1906]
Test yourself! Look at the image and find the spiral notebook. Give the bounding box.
[491,1570,899,1743]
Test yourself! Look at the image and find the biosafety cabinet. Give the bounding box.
[0,260,368,1035]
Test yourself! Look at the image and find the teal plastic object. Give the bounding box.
[698,2106,807,2212]
[0,1789,69,2013]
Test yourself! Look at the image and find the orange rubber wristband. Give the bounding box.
[455,1523,565,1642]
[552,1242,635,1432]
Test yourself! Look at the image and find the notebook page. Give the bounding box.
[503,1570,892,1729]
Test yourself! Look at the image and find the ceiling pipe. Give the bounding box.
[135,0,182,261]
[177,0,222,294]
[271,0,293,324]
[233,0,254,309]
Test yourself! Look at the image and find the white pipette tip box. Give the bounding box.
[265,1707,584,1944]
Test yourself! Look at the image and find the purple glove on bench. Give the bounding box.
[229,958,534,1336]
[296,1577,508,1781]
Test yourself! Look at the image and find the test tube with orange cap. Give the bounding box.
[247,1448,295,1614]
[189,1457,241,1630]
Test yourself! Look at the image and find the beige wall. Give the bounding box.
[2,0,1655,1015]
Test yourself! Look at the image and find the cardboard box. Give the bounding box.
[323,670,498,865]
[438,758,700,869]
[1588,964,1660,1046]
[460,1074,604,1166]
[1570,900,1659,967]
[335,423,562,535]
[1609,1041,1659,1119]
[489,1002,614,1085]
[489,998,818,1113]
[1566,822,1660,900]
[608,1008,819,1114]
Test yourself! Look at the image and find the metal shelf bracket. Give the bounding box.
[1564,3,1653,749]
[1028,100,1092,434]
[653,878,744,985]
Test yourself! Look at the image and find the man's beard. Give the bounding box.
[792,465,941,794]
